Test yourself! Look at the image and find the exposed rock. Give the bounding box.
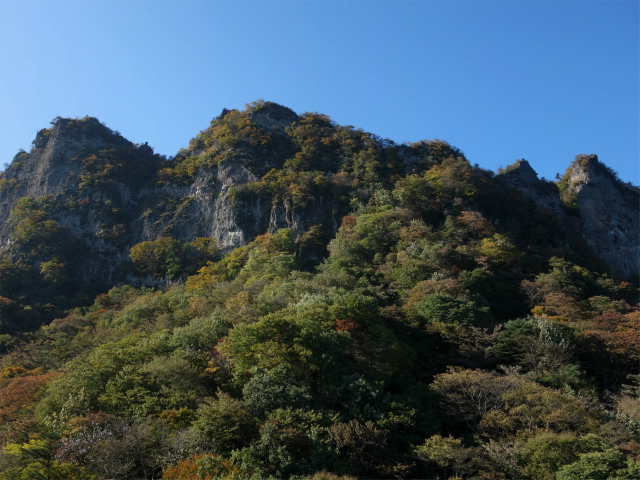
[500,160,564,216]
[0,109,336,281]
[0,117,134,248]
[249,102,298,131]
[134,160,265,252]
[1,111,637,287]
[563,155,639,279]
[499,156,639,278]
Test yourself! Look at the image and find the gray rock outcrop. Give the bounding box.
[1,111,638,285]
[563,155,639,279]
[500,156,639,278]
[0,108,338,285]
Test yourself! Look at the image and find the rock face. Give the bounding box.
[0,106,340,286]
[133,161,263,252]
[563,155,639,279]
[500,156,639,279]
[501,160,564,216]
[1,108,638,285]
[0,118,134,245]
[249,102,298,131]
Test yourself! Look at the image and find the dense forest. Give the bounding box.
[0,101,638,479]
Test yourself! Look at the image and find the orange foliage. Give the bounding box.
[162,453,246,480]
[0,296,14,308]
[589,310,640,333]
[65,412,115,434]
[583,311,640,362]
[253,233,278,253]
[457,211,495,239]
[0,372,60,423]
[533,292,586,322]
[188,296,211,318]
[335,319,359,333]
[579,310,640,389]
[584,329,640,362]
[162,455,206,480]
[340,215,357,230]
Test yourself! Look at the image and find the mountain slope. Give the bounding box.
[0,102,638,480]
[0,101,637,331]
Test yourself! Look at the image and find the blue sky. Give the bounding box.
[1,0,638,184]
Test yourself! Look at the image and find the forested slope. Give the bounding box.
[0,101,638,479]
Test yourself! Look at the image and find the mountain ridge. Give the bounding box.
[0,101,637,330]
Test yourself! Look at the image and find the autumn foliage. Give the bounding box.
[0,102,638,479]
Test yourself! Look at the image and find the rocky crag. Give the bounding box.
[0,102,637,300]
[560,155,639,279]
[501,157,639,279]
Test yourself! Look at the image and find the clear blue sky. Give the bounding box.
[1,0,638,184]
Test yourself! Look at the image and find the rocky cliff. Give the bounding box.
[561,155,639,279]
[0,104,348,290]
[500,156,639,279]
[1,103,638,295]
[0,118,135,245]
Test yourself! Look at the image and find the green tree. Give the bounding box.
[522,432,585,480]
[415,293,479,327]
[193,392,256,454]
[328,418,388,475]
[2,438,91,480]
[480,382,600,438]
[242,365,313,418]
[557,444,640,480]
[234,408,335,478]
[413,434,481,480]
[431,367,523,432]
[130,237,184,278]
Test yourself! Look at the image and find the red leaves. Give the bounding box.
[0,371,59,423]
[335,318,359,333]
[340,215,357,230]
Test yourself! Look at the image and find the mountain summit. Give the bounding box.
[0,101,637,329]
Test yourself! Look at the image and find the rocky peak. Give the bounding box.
[501,159,539,184]
[249,101,298,131]
[562,154,633,196]
[562,154,639,279]
[500,159,563,215]
[5,117,132,182]
[34,116,131,151]
[0,117,138,239]
[5,119,116,190]
[1,106,638,284]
